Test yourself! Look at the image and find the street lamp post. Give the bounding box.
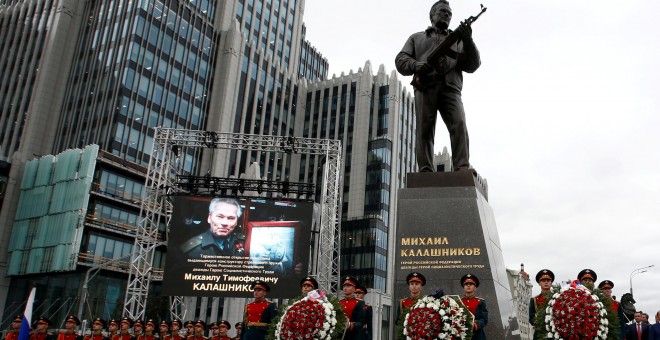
[629,265,654,296]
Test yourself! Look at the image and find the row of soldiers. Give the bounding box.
[4,315,242,340]
[528,268,629,340]
[7,271,488,340]
[239,276,374,340]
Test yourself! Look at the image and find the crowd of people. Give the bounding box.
[529,268,660,340]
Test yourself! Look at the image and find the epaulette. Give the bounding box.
[181,235,204,253]
[235,232,246,241]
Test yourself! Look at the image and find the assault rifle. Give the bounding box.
[410,4,487,91]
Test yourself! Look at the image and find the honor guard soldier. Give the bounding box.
[83,318,109,340]
[5,315,22,340]
[300,276,319,295]
[107,320,119,338]
[133,321,145,338]
[216,321,231,340]
[188,321,206,340]
[30,317,54,340]
[398,272,426,321]
[598,280,626,339]
[577,269,597,288]
[137,320,156,340]
[460,274,488,340]
[59,315,82,340]
[232,323,242,340]
[242,281,277,340]
[169,321,183,340]
[355,286,373,340]
[529,269,554,339]
[183,322,194,338]
[339,276,367,340]
[158,321,171,340]
[208,323,220,340]
[114,318,134,340]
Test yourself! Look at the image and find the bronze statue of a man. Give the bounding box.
[395,0,481,172]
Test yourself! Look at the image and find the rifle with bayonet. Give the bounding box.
[410,4,487,91]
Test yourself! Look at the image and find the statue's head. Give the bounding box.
[430,1,452,29]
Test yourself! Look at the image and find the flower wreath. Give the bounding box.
[542,280,610,339]
[401,290,473,340]
[267,290,346,340]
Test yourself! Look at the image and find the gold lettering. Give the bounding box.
[474,248,480,256]
[401,238,410,246]
[442,249,449,256]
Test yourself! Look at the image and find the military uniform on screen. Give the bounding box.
[181,230,246,257]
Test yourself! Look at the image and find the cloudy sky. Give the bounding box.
[303,0,660,316]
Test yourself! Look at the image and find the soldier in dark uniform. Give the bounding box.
[398,272,426,322]
[300,276,318,296]
[58,315,81,340]
[5,315,21,340]
[113,318,134,340]
[355,286,373,340]
[577,269,597,289]
[598,280,626,339]
[188,321,206,340]
[529,269,554,340]
[339,276,367,340]
[181,198,246,258]
[30,317,55,340]
[242,281,277,340]
[158,321,171,340]
[460,274,488,340]
[169,321,183,340]
[83,318,109,340]
[107,319,119,338]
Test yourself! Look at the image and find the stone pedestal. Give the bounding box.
[394,171,520,339]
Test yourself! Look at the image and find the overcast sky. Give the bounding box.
[303,0,660,316]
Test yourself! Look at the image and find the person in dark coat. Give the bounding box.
[649,311,660,340]
[626,311,650,340]
[339,276,367,340]
[355,286,373,340]
[241,281,277,340]
[460,274,488,340]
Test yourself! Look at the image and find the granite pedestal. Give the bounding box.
[394,171,520,339]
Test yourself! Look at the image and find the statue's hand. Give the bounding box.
[414,61,433,75]
[455,21,473,40]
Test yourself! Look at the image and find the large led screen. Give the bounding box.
[162,196,314,297]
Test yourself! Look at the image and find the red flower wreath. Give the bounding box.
[547,282,608,339]
[278,299,326,339]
